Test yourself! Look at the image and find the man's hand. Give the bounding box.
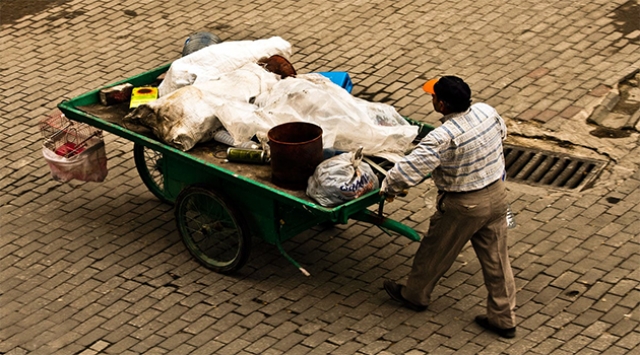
[379,189,408,203]
[379,190,396,203]
[380,178,408,202]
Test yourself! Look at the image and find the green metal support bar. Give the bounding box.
[350,209,422,242]
[274,235,311,277]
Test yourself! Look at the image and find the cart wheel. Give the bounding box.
[133,143,172,204]
[175,185,251,273]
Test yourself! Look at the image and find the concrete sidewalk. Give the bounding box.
[1,0,639,354]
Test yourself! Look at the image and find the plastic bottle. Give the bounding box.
[506,204,516,229]
[213,130,235,146]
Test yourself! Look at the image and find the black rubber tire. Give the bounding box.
[133,143,173,204]
[174,184,251,273]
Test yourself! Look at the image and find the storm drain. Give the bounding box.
[504,144,608,191]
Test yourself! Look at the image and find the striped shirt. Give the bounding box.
[383,103,506,193]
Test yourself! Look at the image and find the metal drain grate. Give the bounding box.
[504,144,608,191]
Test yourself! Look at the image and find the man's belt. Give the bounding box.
[439,179,500,195]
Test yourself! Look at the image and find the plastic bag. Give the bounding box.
[42,138,108,182]
[306,148,379,207]
[40,110,108,182]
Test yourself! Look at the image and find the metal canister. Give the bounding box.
[226,148,269,164]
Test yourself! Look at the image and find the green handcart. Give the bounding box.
[58,64,432,276]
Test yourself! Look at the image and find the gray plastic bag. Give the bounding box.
[306,147,379,207]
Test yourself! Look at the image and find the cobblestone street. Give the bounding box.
[1,0,639,354]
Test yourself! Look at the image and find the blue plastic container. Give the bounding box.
[316,72,353,93]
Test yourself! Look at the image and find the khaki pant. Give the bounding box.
[401,180,517,328]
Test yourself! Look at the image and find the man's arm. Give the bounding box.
[381,135,442,195]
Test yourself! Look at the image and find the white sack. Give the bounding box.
[219,73,418,159]
[159,36,292,96]
[124,63,279,151]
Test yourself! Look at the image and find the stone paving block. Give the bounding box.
[534,284,565,304]
[590,213,619,228]
[617,288,640,310]
[414,332,452,354]
[244,337,278,354]
[129,307,162,328]
[622,219,640,236]
[601,267,632,287]
[357,339,391,355]
[441,328,477,350]
[607,317,639,339]
[601,304,634,325]
[270,332,306,352]
[524,322,555,344]
[561,334,593,353]
[534,206,564,223]
[608,278,638,297]
[323,314,358,336]
[587,332,621,353]
[573,308,606,328]
[386,337,420,355]
[615,326,640,349]
[103,335,138,355]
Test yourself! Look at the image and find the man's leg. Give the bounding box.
[470,187,516,329]
[402,193,488,306]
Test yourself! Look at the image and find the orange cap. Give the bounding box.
[422,78,439,94]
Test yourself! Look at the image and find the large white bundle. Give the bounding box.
[219,73,418,159]
[125,63,279,151]
[158,36,292,96]
[132,38,418,158]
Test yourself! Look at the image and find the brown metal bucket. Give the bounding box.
[268,122,323,190]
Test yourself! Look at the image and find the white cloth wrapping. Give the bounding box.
[159,36,292,96]
[128,37,418,157]
[236,73,417,159]
[124,63,279,151]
